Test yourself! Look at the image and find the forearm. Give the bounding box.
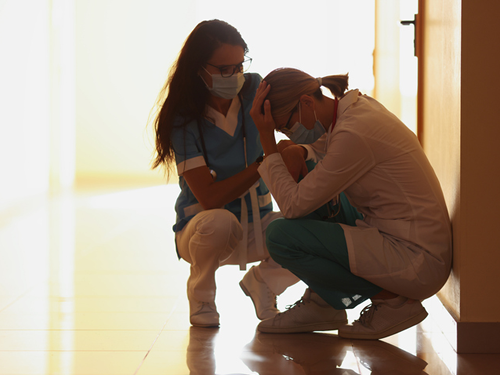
[199,162,262,210]
[259,154,326,219]
[259,131,279,157]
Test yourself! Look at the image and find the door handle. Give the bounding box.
[401,14,418,57]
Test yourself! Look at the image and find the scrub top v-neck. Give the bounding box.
[170,73,273,234]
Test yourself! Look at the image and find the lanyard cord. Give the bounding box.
[239,93,248,167]
[197,94,262,270]
[197,117,209,168]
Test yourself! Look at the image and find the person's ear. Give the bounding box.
[299,94,315,110]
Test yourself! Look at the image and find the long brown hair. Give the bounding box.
[263,68,349,118]
[151,20,249,175]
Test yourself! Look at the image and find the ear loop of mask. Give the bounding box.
[199,66,211,88]
[298,100,301,124]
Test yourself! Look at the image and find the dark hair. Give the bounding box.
[151,20,249,174]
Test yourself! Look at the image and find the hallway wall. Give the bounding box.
[459,0,500,322]
[421,0,500,323]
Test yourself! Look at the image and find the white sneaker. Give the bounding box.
[189,300,220,328]
[257,289,347,333]
[240,266,279,320]
[338,297,428,340]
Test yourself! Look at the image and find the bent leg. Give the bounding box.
[251,211,300,295]
[236,211,300,319]
[266,218,382,310]
[176,209,243,303]
[256,257,300,296]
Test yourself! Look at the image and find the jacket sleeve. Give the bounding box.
[258,130,375,218]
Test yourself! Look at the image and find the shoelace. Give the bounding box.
[356,303,380,326]
[278,296,308,316]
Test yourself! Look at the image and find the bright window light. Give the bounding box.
[193,0,375,92]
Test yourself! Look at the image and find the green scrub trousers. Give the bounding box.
[266,192,383,310]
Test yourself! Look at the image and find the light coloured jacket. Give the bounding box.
[258,90,452,300]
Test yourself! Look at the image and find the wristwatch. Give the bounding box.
[255,156,264,166]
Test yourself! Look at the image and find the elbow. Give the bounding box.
[199,200,221,211]
[280,205,304,220]
[283,212,301,220]
[278,194,315,219]
[194,185,222,211]
[199,203,212,211]
[198,194,226,211]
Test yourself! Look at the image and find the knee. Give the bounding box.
[265,219,297,263]
[195,209,241,236]
[192,209,242,257]
[265,218,286,247]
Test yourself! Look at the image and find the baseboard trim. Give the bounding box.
[423,296,500,353]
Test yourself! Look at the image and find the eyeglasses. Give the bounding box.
[205,57,252,78]
[278,102,299,136]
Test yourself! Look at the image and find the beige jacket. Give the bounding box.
[258,90,452,300]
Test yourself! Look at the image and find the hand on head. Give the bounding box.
[250,81,276,137]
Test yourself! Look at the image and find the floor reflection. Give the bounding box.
[244,332,352,374]
[3,186,498,374]
[186,327,219,375]
[349,338,428,374]
[186,326,429,375]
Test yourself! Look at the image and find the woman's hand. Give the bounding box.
[280,144,308,182]
[250,81,275,135]
[250,81,278,156]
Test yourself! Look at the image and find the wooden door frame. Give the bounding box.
[416,0,425,145]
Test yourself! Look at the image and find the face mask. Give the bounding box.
[201,67,245,99]
[288,103,326,144]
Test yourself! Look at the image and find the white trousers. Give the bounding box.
[176,209,299,303]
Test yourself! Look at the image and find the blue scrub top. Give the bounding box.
[171,73,273,232]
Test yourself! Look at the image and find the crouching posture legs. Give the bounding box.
[176,209,299,327]
[258,197,428,339]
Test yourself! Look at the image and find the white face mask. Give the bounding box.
[201,67,245,99]
[288,102,326,144]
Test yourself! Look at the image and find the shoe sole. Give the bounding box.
[339,309,428,340]
[257,319,348,334]
[190,322,220,328]
[190,315,220,328]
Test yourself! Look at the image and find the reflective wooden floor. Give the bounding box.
[1,185,499,375]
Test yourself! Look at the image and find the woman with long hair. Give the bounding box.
[151,21,298,328]
[249,68,452,339]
